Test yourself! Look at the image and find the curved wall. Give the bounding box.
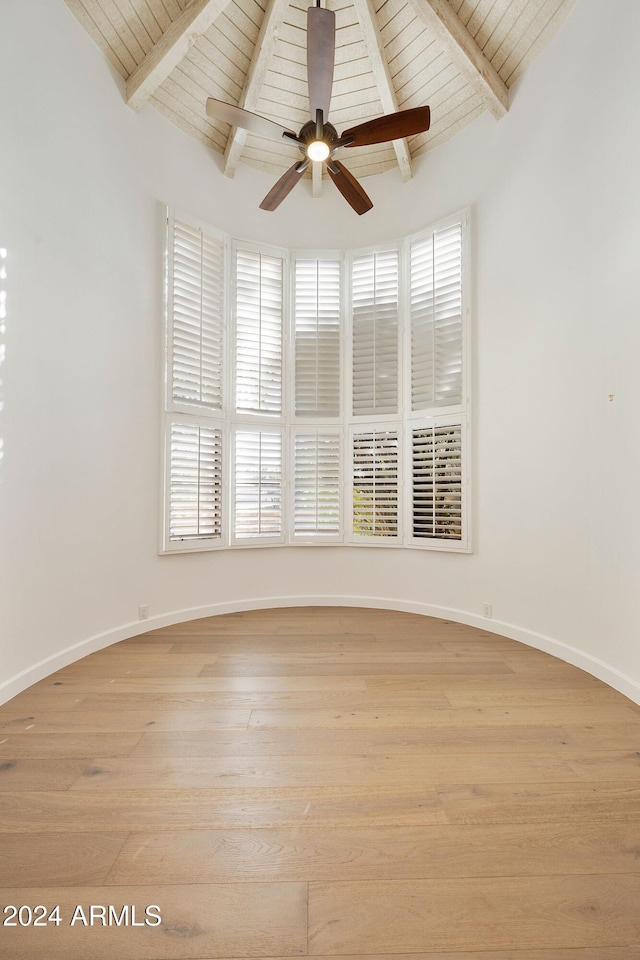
[2,0,640,703]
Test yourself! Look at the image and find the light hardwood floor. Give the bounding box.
[1,607,640,959]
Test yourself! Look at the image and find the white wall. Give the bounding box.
[2,0,639,703]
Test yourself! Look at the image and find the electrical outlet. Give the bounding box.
[138,604,149,620]
[482,602,493,619]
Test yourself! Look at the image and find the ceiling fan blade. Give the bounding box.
[307,5,335,120]
[342,106,431,147]
[206,98,296,142]
[259,162,307,211]
[327,161,373,216]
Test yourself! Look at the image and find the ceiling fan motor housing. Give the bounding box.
[300,119,338,148]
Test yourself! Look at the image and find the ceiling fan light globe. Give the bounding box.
[307,140,330,162]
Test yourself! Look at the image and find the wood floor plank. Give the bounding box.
[248,703,639,729]
[172,636,388,654]
[0,882,307,959]
[0,693,90,712]
[300,951,640,960]
[307,876,640,953]
[70,690,453,711]
[568,751,640,781]
[0,708,252,734]
[66,752,581,792]
[365,672,603,690]
[194,650,541,663]
[0,832,128,885]
[0,732,142,759]
[203,659,516,676]
[0,786,448,833]
[32,675,369,694]
[0,759,90,791]
[274,617,361,635]
[38,652,228,667]
[169,637,542,657]
[443,686,631,706]
[507,659,597,677]
[233,651,539,664]
[436,781,640,823]
[129,726,577,758]
[562,723,640,750]
[50,663,207,678]
[106,821,640,885]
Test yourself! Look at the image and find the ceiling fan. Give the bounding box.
[205,0,431,215]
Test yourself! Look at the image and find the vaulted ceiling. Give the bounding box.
[66,0,576,191]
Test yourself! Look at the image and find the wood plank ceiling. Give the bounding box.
[65,0,577,184]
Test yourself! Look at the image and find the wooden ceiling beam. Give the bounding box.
[126,0,230,111]
[351,0,412,182]
[224,0,292,178]
[408,0,509,119]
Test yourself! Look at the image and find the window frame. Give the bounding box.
[290,248,344,424]
[347,241,403,421]
[290,426,344,544]
[231,425,286,546]
[231,238,288,424]
[348,425,402,545]
[164,211,229,419]
[405,414,470,552]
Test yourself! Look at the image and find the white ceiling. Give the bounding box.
[66,0,577,187]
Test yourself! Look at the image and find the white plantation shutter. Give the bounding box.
[412,423,463,541]
[170,218,224,410]
[235,249,283,415]
[163,210,470,554]
[352,431,399,537]
[168,420,222,541]
[234,429,282,538]
[293,432,341,536]
[294,258,341,417]
[352,250,399,415]
[411,221,463,410]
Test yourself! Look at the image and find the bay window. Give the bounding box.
[162,208,469,553]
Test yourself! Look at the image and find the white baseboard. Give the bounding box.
[2,594,639,706]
